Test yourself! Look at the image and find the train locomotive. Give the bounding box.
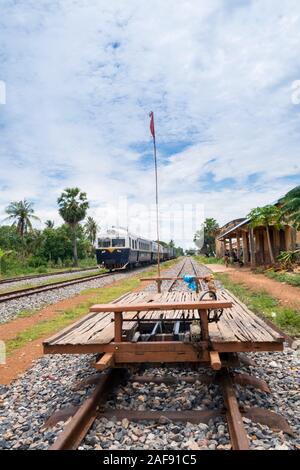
[95,227,176,270]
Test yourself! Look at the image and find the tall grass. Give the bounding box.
[216,273,300,337]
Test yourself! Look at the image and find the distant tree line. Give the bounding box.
[0,188,98,275]
[0,187,185,275]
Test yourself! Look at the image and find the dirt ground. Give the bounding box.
[207,264,300,310]
[0,276,155,385]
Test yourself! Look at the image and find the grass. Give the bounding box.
[17,309,37,319]
[0,258,98,280]
[193,255,224,265]
[215,273,300,337]
[260,270,300,288]
[0,269,106,295]
[5,259,179,355]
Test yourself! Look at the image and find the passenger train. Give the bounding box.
[95,227,176,270]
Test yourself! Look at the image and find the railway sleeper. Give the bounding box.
[46,365,294,451]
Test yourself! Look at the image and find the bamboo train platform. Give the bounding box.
[43,285,284,371]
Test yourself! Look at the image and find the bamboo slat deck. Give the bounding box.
[43,289,284,356]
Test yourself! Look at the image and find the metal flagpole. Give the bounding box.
[149,111,161,278]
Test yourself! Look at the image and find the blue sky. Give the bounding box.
[0,0,300,247]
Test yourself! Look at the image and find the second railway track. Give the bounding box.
[0,271,114,303]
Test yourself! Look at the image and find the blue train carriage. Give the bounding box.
[95,227,139,270]
[137,237,152,264]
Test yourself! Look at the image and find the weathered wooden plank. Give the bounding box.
[90,300,233,312]
[95,353,115,371]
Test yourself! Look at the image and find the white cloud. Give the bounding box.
[0,0,299,247]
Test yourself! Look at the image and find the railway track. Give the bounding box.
[0,266,99,286]
[0,271,113,303]
[45,258,293,451]
[0,259,176,304]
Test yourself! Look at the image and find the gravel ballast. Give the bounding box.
[0,268,100,290]
[0,258,299,450]
[0,264,170,324]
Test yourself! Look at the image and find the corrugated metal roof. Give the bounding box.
[217,219,250,240]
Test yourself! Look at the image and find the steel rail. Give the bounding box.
[0,271,114,303]
[45,258,292,451]
[165,258,189,292]
[0,259,174,303]
[50,369,120,450]
[0,266,99,286]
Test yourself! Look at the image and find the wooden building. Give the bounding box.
[216,218,299,267]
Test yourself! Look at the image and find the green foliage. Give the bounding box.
[277,249,300,269]
[280,185,300,229]
[194,255,224,265]
[175,246,184,256]
[84,216,99,247]
[57,187,89,265]
[216,273,300,336]
[262,269,300,287]
[58,188,89,227]
[185,248,197,256]
[194,218,219,256]
[4,199,40,237]
[0,223,95,277]
[247,205,282,229]
[45,220,55,228]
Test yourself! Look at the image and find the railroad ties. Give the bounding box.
[43,258,293,451]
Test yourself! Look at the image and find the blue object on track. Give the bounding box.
[183,274,197,292]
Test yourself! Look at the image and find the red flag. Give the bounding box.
[149,111,155,139]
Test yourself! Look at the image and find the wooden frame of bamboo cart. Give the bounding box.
[88,299,232,371]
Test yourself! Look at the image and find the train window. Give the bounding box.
[98,238,110,248]
[112,238,125,247]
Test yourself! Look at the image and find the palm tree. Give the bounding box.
[247,205,282,265]
[57,188,89,266]
[280,186,300,229]
[4,199,40,238]
[45,220,55,229]
[84,216,99,245]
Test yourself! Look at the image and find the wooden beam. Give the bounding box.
[199,309,209,341]
[95,352,115,371]
[210,351,222,370]
[140,276,210,281]
[90,300,232,313]
[114,313,123,342]
[114,350,208,363]
[43,340,284,356]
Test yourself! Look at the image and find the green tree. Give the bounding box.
[280,186,300,229]
[0,248,13,275]
[57,188,89,266]
[45,220,55,229]
[168,239,175,248]
[185,248,196,256]
[4,199,40,238]
[194,218,219,255]
[175,246,184,256]
[84,216,99,245]
[0,226,23,251]
[247,205,282,265]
